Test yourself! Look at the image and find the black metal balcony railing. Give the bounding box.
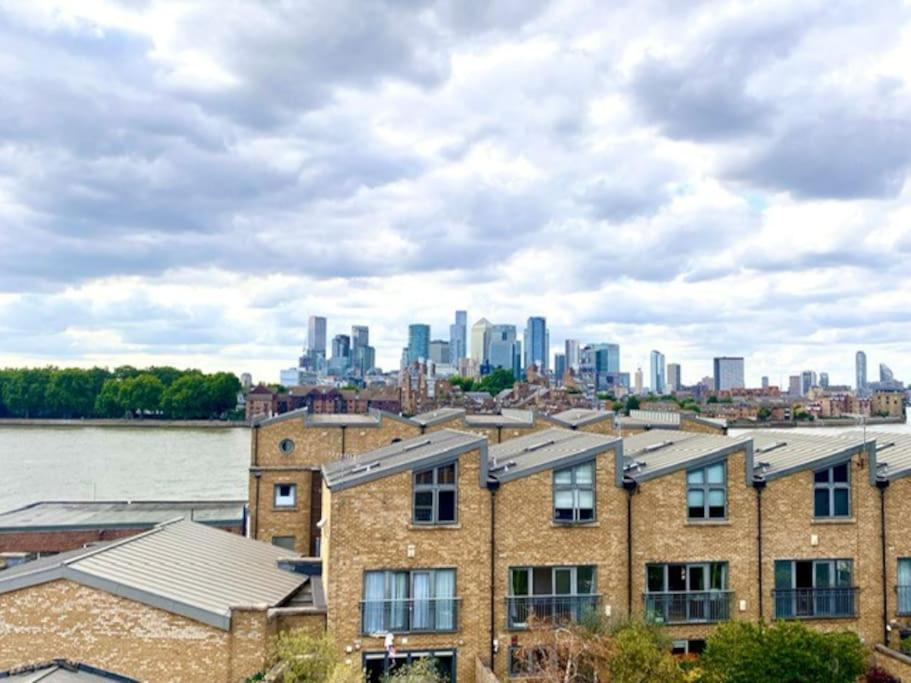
[644,591,733,624]
[506,594,601,629]
[360,597,460,634]
[773,587,858,619]
[897,586,911,616]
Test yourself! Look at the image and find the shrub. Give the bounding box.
[900,636,911,655]
[608,620,684,683]
[270,630,359,683]
[865,665,900,682]
[381,657,448,682]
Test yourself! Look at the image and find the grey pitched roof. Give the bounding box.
[488,428,621,483]
[322,429,488,491]
[621,431,751,484]
[0,661,137,682]
[745,430,871,481]
[410,408,466,427]
[547,409,614,429]
[616,409,681,429]
[0,520,308,630]
[862,432,911,481]
[0,500,245,532]
[464,409,534,427]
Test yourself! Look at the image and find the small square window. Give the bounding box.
[274,483,297,507]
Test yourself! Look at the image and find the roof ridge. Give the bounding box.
[62,517,184,568]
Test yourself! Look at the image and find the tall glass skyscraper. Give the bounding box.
[407,324,430,364]
[650,350,666,394]
[449,311,467,362]
[855,351,867,394]
[713,357,745,391]
[523,317,548,372]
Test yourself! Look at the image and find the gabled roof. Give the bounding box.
[464,409,534,427]
[745,430,871,482]
[488,428,621,483]
[546,408,614,429]
[621,431,752,484]
[0,660,138,681]
[255,407,413,428]
[0,520,308,630]
[410,408,466,427]
[0,500,245,532]
[322,429,488,492]
[616,409,681,429]
[869,432,911,481]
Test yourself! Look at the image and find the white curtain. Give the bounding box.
[389,572,408,631]
[364,572,385,633]
[412,573,431,630]
[899,559,911,614]
[435,570,456,630]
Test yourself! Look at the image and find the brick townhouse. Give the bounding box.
[876,434,911,646]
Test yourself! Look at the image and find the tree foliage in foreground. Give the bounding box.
[270,630,362,683]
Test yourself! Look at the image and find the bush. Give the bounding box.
[700,621,867,683]
[608,620,684,683]
[271,630,361,683]
[900,636,911,655]
[381,657,448,682]
[865,665,900,682]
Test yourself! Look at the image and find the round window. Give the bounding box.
[279,438,295,454]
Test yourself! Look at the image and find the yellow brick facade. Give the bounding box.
[882,475,911,645]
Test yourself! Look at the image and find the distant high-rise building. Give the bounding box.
[565,339,581,371]
[351,325,369,349]
[788,375,801,396]
[713,357,745,391]
[329,334,351,373]
[429,339,450,365]
[524,317,549,372]
[554,353,567,382]
[240,373,253,389]
[819,372,829,389]
[579,343,623,392]
[667,363,681,392]
[800,370,817,396]
[307,315,327,370]
[350,325,372,376]
[856,351,867,394]
[761,376,769,390]
[449,311,467,362]
[650,350,666,394]
[488,324,520,377]
[880,363,894,383]
[634,367,644,394]
[407,324,430,364]
[470,318,492,363]
[280,368,300,387]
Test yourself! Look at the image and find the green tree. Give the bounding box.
[113,365,141,380]
[1,368,50,418]
[478,368,515,395]
[700,620,867,683]
[625,395,640,415]
[608,620,684,683]
[448,375,475,392]
[94,378,126,418]
[161,373,211,419]
[382,657,448,682]
[120,374,165,416]
[46,368,95,417]
[707,396,719,404]
[145,366,183,386]
[270,630,359,683]
[206,372,242,417]
[757,406,772,421]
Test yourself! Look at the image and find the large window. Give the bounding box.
[274,483,296,508]
[687,461,726,519]
[362,569,457,634]
[554,460,595,523]
[899,558,911,616]
[363,650,455,683]
[413,462,457,524]
[645,562,731,624]
[507,566,598,628]
[774,559,856,619]
[813,463,851,518]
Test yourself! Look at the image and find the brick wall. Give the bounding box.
[885,475,911,639]
[874,645,911,681]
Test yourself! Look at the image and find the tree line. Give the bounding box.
[0,366,242,420]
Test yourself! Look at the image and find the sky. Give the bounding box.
[1,0,911,388]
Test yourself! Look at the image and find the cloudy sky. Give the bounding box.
[1,0,910,387]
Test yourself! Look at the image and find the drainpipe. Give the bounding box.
[752,478,766,621]
[341,425,347,455]
[877,477,890,645]
[252,472,261,539]
[622,478,637,617]
[487,478,501,669]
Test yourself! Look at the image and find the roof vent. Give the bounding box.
[876,441,896,452]
[523,440,556,453]
[490,459,517,473]
[755,441,787,454]
[754,461,771,473]
[350,461,381,474]
[623,459,645,472]
[642,441,672,453]
[403,439,433,452]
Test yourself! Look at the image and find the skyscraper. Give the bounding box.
[429,340,450,365]
[554,353,566,382]
[307,315,327,370]
[650,350,666,394]
[565,339,581,372]
[856,351,867,394]
[524,317,548,372]
[449,311,467,362]
[761,376,769,390]
[351,325,369,349]
[488,324,520,377]
[713,357,745,391]
[667,363,681,392]
[788,375,801,396]
[330,334,351,373]
[634,367,643,394]
[800,370,817,396]
[819,372,829,389]
[470,318,492,363]
[350,326,372,376]
[407,324,430,364]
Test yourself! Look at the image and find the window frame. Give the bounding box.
[897,557,911,616]
[813,461,851,518]
[273,482,297,508]
[686,460,727,520]
[774,558,856,619]
[361,568,458,634]
[645,562,729,593]
[412,461,458,525]
[553,459,596,523]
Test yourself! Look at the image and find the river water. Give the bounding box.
[0,425,251,513]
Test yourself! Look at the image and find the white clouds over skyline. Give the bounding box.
[0,0,910,386]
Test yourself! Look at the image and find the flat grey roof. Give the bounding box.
[488,428,620,483]
[256,407,412,428]
[322,429,487,491]
[622,431,750,483]
[410,408,466,427]
[617,409,681,428]
[547,409,614,428]
[862,432,911,481]
[0,661,138,681]
[744,430,870,481]
[464,409,534,427]
[0,520,308,630]
[0,500,246,532]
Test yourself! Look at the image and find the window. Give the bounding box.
[507,566,598,628]
[554,460,595,522]
[899,558,911,615]
[645,562,730,624]
[271,536,295,550]
[671,639,706,655]
[279,438,295,454]
[814,463,851,517]
[687,461,726,519]
[274,483,297,507]
[774,559,856,618]
[362,569,457,634]
[363,650,455,683]
[413,462,457,524]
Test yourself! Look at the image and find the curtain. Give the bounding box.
[435,570,456,630]
[412,573,431,630]
[364,572,385,634]
[389,572,408,631]
[899,559,911,614]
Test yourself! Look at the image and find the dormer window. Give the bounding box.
[814,463,850,517]
[413,462,457,524]
[554,460,595,523]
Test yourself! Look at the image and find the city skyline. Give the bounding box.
[1,3,911,388]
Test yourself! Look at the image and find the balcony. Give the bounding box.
[644,591,733,624]
[897,585,911,616]
[773,587,858,619]
[506,594,601,629]
[360,597,460,634]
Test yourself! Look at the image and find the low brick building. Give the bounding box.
[0,520,325,683]
[615,409,727,436]
[542,408,615,434]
